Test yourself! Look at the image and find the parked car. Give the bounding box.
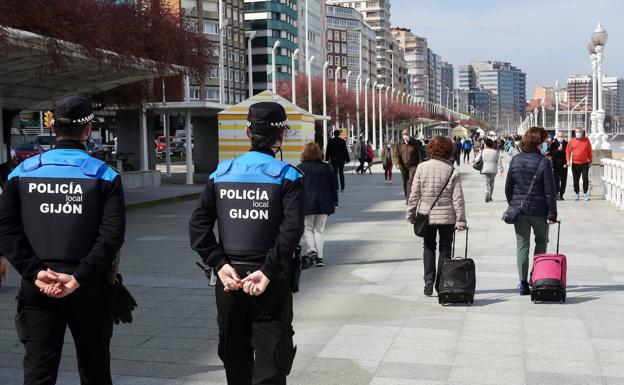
[172,141,186,157]
[87,140,109,160]
[14,144,44,161]
[156,136,176,157]
[34,134,57,151]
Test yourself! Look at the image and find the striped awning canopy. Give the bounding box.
[217,91,318,165]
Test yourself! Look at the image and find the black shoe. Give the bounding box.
[519,281,531,296]
[559,195,564,201]
[424,280,434,296]
[315,257,325,267]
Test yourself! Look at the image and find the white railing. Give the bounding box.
[602,159,624,210]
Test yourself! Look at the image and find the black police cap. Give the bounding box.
[52,96,94,126]
[247,102,288,133]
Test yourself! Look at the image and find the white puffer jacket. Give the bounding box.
[479,148,503,175]
[406,158,467,227]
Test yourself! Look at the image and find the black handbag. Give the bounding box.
[414,168,454,237]
[108,252,138,324]
[503,158,544,224]
[472,153,483,172]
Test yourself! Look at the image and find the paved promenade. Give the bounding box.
[2,158,624,385]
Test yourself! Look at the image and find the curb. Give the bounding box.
[125,192,201,211]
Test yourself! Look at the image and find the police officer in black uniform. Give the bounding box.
[0,96,126,385]
[189,102,304,385]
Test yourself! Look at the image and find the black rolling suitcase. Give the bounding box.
[438,227,476,305]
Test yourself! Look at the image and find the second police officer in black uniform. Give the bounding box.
[0,96,126,385]
[189,102,304,385]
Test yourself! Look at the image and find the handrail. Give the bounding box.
[601,158,624,210]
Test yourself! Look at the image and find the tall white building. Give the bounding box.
[298,0,326,77]
[326,0,399,90]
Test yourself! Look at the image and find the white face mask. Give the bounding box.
[403,135,410,142]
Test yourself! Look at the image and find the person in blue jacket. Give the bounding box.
[0,96,125,384]
[189,102,304,385]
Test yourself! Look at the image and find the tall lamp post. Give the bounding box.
[385,86,390,140]
[364,78,370,142]
[308,56,315,113]
[219,15,230,104]
[590,22,610,149]
[271,40,281,93]
[246,31,256,99]
[378,84,383,145]
[335,66,342,129]
[323,61,330,149]
[372,81,377,148]
[345,71,353,136]
[291,48,299,104]
[554,81,560,131]
[356,73,362,139]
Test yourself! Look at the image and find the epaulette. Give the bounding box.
[215,158,236,176]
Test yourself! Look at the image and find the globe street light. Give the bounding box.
[291,48,299,104]
[588,41,598,136]
[591,22,609,149]
[271,40,281,93]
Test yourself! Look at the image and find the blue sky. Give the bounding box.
[391,0,624,97]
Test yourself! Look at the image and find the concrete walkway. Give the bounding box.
[1,159,624,385]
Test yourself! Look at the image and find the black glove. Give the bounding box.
[109,273,138,325]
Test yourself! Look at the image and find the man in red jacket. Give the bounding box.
[566,128,593,201]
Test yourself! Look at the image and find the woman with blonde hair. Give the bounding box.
[297,142,338,267]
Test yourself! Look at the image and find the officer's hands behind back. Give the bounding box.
[218,264,243,292]
[241,271,270,296]
[35,269,81,298]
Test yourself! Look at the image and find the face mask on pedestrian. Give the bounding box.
[541,142,548,154]
[575,131,583,139]
[403,135,410,142]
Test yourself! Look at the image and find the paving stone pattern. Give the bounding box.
[2,158,624,385]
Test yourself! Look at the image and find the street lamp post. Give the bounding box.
[271,40,281,93]
[246,31,256,99]
[356,73,362,139]
[218,9,230,104]
[346,71,353,136]
[323,61,330,149]
[378,85,383,145]
[291,48,299,104]
[591,22,609,149]
[372,81,377,149]
[385,86,390,140]
[308,56,315,113]
[554,81,560,130]
[364,78,370,142]
[335,66,342,129]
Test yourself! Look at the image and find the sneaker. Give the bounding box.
[315,256,325,267]
[389,180,393,184]
[519,281,531,296]
[302,251,317,270]
[574,194,580,201]
[583,193,591,201]
[424,280,434,296]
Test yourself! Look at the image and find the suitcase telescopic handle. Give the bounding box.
[452,226,469,259]
[553,220,561,254]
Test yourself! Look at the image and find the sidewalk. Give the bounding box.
[1,161,624,385]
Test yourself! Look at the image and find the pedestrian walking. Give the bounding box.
[406,136,467,297]
[381,141,396,184]
[355,136,367,174]
[396,128,423,201]
[298,142,338,268]
[566,128,592,201]
[504,126,557,296]
[478,138,504,202]
[0,96,126,384]
[325,129,350,191]
[364,140,374,174]
[550,131,568,200]
[462,139,473,163]
[453,137,462,166]
[189,102,303,385]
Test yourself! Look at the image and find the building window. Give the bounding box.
[189,86,200,101]
[203,21,218,35]
[328,56,333,65]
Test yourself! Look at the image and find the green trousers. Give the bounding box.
[513,215,550,282]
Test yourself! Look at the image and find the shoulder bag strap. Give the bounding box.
[427,166,454,213]
[519,157,544,209]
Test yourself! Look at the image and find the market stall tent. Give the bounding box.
[217,91,316,165]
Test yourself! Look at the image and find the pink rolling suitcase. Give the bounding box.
[530,221,566,303]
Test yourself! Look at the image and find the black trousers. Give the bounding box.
[15,276,113,385]
[572,163,590,194]
[553,165,568,197]
[216,267,295,385]
[400,166,418,201]
[422,224,454,287]
[463,149,470,163]
[356,158,365,174]
[331,163,345,190]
